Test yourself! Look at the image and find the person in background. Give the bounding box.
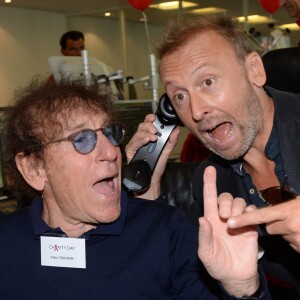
[127,13,300,299]
[280,0,300,18]
[59,30,85,56]
[0,77,271,299]
[47,30,85,84]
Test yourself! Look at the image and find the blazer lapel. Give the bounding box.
[277,119,300,194]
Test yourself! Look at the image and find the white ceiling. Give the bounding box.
[0,0,294,34]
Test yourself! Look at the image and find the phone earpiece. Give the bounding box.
[156,93,179,125]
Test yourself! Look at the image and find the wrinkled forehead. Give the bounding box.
[61,106,108,126]
[42,106,109,140]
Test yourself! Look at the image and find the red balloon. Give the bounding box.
[259,0,280,14]
[128,0,153,11]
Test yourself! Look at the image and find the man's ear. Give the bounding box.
[15,153,46,191]
[246,52,267,87]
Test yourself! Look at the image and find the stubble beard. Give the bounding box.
[198,83,263,161]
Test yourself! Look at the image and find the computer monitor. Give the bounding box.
[48,56,111,82]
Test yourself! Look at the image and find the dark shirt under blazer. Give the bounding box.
[191,87,300,296]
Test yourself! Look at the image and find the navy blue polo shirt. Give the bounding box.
[30,190,128,239]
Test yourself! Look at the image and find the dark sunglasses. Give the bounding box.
[260,175,296,207]
[43,122,125,155]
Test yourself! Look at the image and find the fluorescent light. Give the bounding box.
[150,1,198,10]
[279,23,300,31]
[5,0,11,3]
[237,15,276,24]
[190,7,227,15]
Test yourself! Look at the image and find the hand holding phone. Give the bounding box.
[122,93,180,192]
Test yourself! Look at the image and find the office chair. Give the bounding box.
[262,47,300,94]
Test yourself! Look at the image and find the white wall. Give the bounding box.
[0,7,66,106]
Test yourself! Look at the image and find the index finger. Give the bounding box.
[227,204,286,228]
[203,166,218,218]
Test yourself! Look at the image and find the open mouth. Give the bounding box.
[93,176,118,195]
[207,122,233,142]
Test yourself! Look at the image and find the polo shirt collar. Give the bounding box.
[231,125,278,177]
[30,189,128,240]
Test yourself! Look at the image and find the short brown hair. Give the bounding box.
[154,13,254,63]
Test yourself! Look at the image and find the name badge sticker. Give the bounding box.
[41,235,86,269]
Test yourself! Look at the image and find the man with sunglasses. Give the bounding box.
[0,78,270,299]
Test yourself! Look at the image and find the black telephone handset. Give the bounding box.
[122,93,180,192]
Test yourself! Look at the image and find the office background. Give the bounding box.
[1,1,299,158]
[0,5,165,106]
